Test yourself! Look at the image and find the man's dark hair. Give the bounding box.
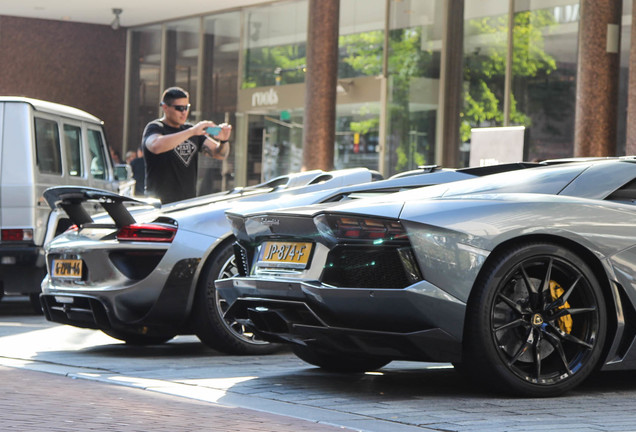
[161,87,189,105]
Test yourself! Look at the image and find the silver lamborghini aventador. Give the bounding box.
[217,158,636,396]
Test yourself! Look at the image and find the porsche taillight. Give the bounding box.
[116,223,177,243]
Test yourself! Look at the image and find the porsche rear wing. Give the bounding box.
[43,186,160,228]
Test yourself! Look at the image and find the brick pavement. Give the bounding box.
[0,366,353,432]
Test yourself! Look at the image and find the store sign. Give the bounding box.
[237,77,380,113]
[252,88,279,107]
[469,126,526,167]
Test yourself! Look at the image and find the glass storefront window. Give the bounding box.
[511,1,579,160]
[128,25,161,154]
[463,1,580,163]
[335,103,381,171]
[338,0,385,79]
[239,110,304,184]
[386,0,443,175]
[242,0,308,88]
[199,12,241,194]
[262,111,304,179]
[462,1,509,143]
[201,13,240,120]
[165,18,200,112]
[123,1,596,189]
[335,0,385,172]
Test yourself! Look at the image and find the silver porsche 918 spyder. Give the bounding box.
[217,158,636,396]
[40,163,536,355]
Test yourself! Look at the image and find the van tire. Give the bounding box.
[29,293,43,315]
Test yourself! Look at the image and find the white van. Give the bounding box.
[0,97,133,310]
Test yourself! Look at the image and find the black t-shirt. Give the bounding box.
[142,120,207,204]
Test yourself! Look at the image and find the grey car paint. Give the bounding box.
[216,158,636,387]
[39,163,541,352]
[41,168,378,323]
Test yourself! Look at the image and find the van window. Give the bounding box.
[88,129,107,180]
[63,125,83,177]
[34,118,62,175]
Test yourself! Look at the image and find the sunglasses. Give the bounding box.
[169,104,191,112]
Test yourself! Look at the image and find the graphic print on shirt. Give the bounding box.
[174,140,198,166]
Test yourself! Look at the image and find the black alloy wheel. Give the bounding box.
[464,242,606,397]
[192,241,279,355]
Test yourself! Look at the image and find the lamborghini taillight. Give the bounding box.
[315,215,407,242]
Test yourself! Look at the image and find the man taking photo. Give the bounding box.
[142,86,231,204]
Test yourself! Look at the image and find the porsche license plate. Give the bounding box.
[258,241,313,269]
[52,259,82,279]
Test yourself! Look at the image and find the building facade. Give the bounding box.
[2,0,632,195]
[0,16,127,157]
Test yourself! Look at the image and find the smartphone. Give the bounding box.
[206,126,222,136]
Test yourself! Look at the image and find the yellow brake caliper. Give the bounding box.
[549,280,573,333]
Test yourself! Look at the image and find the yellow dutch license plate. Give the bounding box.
[52,259,83,279]
[258,241,313,269]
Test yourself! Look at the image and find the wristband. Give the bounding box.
[219,140,229,144]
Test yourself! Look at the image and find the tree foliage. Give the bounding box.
[242,44,307,88]
[339,31,383,77]
[240,8,559,172]
[386,27,434,171]
[461,10,557,142]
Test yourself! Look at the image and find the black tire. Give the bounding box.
[463,242,607,397]
[292,345,390,373]
[103,329,175,345]
[451,362,470,379]
[191,240,280,355]
[29,293,43,315]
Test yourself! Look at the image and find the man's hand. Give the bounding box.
[205,123,232,141]
[191,121,218,136]
[201,122,232,161]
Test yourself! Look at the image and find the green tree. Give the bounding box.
[340,28,436,172]
[339,30,384,77]
[243,44,307,88]
[387,27,436,171]
[462,10,557,142]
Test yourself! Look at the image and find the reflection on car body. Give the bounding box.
[39,163,540,355]
[217,158,636,397]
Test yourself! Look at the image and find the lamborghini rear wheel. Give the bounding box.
[464,242,606,397]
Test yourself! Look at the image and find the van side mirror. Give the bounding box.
[114,164,133,181]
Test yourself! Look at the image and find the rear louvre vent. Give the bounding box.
[321,246,418,288]
[234,242,250,276]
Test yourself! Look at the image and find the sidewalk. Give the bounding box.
[1,366,352,432]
